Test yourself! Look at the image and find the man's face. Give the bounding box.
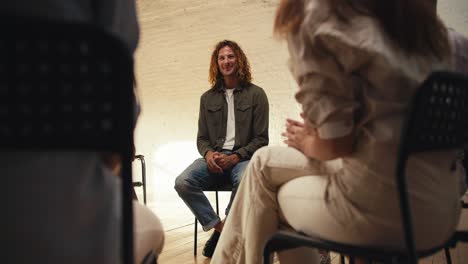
[217,45,238,78]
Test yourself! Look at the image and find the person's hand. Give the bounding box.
[281,117,316,157]
[214,153,240,170]
[205,151,223,174]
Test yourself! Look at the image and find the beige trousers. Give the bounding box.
[211,146,332,264]
[211,146,460,264]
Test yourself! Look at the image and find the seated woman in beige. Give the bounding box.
[211,0,463,263]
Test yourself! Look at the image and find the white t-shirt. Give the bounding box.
[222,88,236,150]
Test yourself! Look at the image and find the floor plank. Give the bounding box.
[158,223,212,264]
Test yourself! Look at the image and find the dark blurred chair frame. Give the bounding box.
[0,17,142,263]
[133,154,147,204]
[194,184,232,256]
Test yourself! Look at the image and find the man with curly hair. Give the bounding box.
[175,39,269,258]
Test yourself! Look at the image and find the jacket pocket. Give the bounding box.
[236,104,252,123]
[207,104,222,127]
[237,104,251,112]
[207,104,222,112]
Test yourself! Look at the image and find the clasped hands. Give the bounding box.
[205,151,240,174]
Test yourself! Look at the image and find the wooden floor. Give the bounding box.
[139,187,468,264]
[158,219,468,264]
[158,223,211,264]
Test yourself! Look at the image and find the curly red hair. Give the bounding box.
[208,40,252,89]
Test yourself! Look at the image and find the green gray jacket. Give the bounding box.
[197,83,269,160]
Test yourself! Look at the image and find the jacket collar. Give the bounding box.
[216,82,244,93]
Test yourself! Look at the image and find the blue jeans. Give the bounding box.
[174,152,249,231]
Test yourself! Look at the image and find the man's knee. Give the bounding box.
[231,176,241,188]
[174,174,190,195]
[174,159,205,193]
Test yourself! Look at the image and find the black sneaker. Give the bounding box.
[202,230,220,258]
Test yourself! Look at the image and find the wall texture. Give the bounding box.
[133,0,468,229]
[133,0,299,228]
[439,0,468,36]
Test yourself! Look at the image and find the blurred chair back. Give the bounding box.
[0,17,135,263]
[396,71,468,263]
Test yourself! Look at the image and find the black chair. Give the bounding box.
[194,183,232,256]
[142,250,158,264]
[133,154,148,204]
[0,18,135,263]
[263,71,468,264]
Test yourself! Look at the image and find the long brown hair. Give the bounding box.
[274,0,449,59]
[208,40,252,89]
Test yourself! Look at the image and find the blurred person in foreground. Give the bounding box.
[2,1,164,263]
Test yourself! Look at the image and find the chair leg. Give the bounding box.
[215,191,219,215]
[349,256,355,264]
[444,247,452,264]
[141,157,147,205]
[194,218,198,256]
[194,191,221,257]
[340,254,345,264]
[263,245,272,264]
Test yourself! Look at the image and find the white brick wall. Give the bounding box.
[132,0,468,229]
[133,0,300,220]
[134,0,296,152]
[439,0,468,36]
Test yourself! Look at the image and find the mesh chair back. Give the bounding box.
[0,18,135,263]
[401,71,468,154]
[0,18,134,152]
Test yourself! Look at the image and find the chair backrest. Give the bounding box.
[400,71,468,154]
[0,18,135,263]
[0,19,134,152]
[396,71,468,263]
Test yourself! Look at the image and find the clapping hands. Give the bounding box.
[281,114,317,157]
